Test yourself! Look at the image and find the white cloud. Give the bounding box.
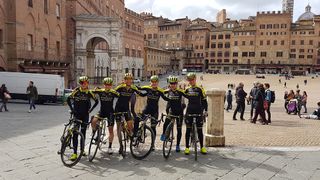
[125,0,320,22]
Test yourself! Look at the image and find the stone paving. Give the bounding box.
[1,103,320,179]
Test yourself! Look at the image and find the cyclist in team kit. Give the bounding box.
[160,76,186,152]
[91,77,120,155]
[183,72,208,155]
[67,76,98,161]
[114,73,144,154]
[136,75,169,149]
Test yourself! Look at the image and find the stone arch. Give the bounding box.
[83,33,111,50]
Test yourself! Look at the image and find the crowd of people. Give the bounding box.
[225,78,320,124]
[66,72,208,161]
[225,81,275,125]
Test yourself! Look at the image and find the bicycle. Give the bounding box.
[187,113,203,161]
[59,112,86,167]
[114,112,131,158]
[130,113,156,160]
[161,113,181,159]
[88,116,108,162]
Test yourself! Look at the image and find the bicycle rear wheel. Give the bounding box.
[130,125,154,160]
[163,123,174,159]
[88,128,101,162]
[60,131,84,167]
[192,124,198,161]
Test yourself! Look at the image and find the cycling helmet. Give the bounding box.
[186,72,196,80]
[103,77,113,85]
[150,75,159,82]
[78,76,89,83]
[124,73,133,80]
[168,76,178,83]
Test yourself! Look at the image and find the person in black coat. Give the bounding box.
[251,84,268,125]
[226,90,233,111]
[233,82,247,120]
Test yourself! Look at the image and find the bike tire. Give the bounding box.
[193,124,198,161]
[88,128,101,162]
[60,131,84,167]
[130,125,155,160]
[121,129,127,158]
[163,123,173,159]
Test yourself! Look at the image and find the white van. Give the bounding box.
[0,72,65,103]
[181,69,187,75]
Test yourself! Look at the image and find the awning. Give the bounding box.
[43,66,69,73]
[183,64,203,68]
[19,65,44,73]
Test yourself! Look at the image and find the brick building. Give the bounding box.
[141,4,320,75]
[0,0,144,86]
[0,0,68,77]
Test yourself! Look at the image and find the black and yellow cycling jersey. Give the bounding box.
[138,85,168,111]
[114,84,143,112]
[67,87,98,117]
[184,85,208,114]
[93,88,120,116]
[164,88,185,115]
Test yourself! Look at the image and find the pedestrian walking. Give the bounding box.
[284,91,289,112]
[279,79,281,84]
[296,84,299,89]
[304,79,307,86]
[26,81,38,113]
[284,82,287,88]
[233,82,247,121]
[0,84,10,112]
[251,84,268,125]
[226,90,233,112]
[301,91,308,113]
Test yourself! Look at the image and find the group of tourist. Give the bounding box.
[225,82,274,125]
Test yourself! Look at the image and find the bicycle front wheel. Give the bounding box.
[121,129,127,158]
[130,125,154,160]
[88,128,101,162]
[163,123,174,159]
[60,131,84,167]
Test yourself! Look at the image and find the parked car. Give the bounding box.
[133,78,141,85]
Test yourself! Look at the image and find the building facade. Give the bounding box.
[0,0,144,86]
[1,0,69,77]
[144,45,171,78]
[141,4,320,75]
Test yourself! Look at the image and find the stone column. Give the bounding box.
[205,89,225,147]
[86,51,95,78]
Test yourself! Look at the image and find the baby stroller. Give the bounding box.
[287,99,300,116]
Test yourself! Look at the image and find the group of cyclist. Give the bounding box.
[66,72,208,161]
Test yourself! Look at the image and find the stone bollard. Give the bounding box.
[205,89,225,147]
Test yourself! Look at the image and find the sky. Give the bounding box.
[125,0,320,22]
